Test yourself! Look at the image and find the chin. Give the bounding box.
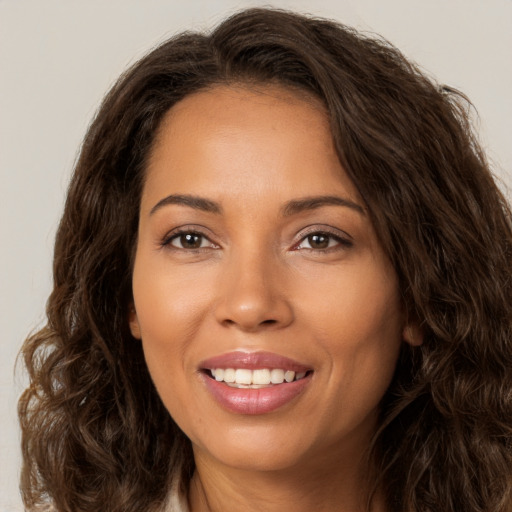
[189,419,335,474]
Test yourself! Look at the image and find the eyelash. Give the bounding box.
[161,228,353,252]
[292,229,353,252]
[162,229,219,250]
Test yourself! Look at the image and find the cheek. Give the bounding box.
[131,254,214,399]
[132,250,212,338]
[296,257,402,343]
[297,259,403,393]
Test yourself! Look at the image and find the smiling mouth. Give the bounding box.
[199,352,314,414]
[204,368,313,389]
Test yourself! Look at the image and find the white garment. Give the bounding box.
[163,472,190,512]
[164,488,189,511]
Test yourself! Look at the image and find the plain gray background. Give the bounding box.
[1,1,511,510]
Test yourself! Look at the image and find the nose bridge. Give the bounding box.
[214,241,293,331]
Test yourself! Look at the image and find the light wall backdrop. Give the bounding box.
[1,1,511,509]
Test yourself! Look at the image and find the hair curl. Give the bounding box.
[19,8,512,512]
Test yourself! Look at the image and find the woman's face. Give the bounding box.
[130,85,413,473]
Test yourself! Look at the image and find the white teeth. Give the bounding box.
[252,369,271,385]
[235,369,252,385]
[284,370,295,383]
[223,368,235,383]
[270,368,285,384]
[209,368,308,386]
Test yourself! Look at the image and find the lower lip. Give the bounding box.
[201,374,311,415]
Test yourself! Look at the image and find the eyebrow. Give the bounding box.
[149,193,365,217]
[150,194,222,216]
[282,195,365,216]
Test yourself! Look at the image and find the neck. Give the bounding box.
[188,446,386,512]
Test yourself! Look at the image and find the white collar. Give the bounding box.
[163,470,190,512]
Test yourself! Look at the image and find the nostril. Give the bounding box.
[221,318,278,328]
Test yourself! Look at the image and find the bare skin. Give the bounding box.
[130,84,419,512]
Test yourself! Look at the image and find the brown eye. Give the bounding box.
[295,231,353,251]
[169,232,210,249]
[306,234,330,249]
[181,233,202,248]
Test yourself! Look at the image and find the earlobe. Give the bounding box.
[129,305,142,339]
[403,323,423,347]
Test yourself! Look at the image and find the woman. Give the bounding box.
[18,7,512,512]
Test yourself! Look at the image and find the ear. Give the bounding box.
[129,304,142,339]
[402,322,423,347]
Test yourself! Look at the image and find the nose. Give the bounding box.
[213,248,294,332]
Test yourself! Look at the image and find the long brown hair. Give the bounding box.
[19,8,512,512]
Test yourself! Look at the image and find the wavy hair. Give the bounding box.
[19,8,512,512]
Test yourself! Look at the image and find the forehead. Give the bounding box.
[142,84,360,211]
[162,82,327,126]
[152,84,329,153]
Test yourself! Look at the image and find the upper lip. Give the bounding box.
[199,351,312,372]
